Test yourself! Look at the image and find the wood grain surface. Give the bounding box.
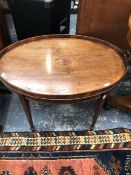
[106,15,131,112]
[107,96,131,112]
[127,15,131,47]
[0,35,127,100]
[77,0,131,50]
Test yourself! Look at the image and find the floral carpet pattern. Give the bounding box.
[0,128,131,175]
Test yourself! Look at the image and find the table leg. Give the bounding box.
[90,94,107,130]
[18,94,35,132]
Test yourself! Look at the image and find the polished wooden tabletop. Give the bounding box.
[0,35,127,99]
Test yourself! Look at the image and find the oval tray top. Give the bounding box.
[0,35,127,100]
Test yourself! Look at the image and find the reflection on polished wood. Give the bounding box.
[0,35,126,99]
[0,35,127,131]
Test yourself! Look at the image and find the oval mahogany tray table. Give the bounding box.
[0,35,127,131]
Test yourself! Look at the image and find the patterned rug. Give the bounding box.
[0,128,131,175]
